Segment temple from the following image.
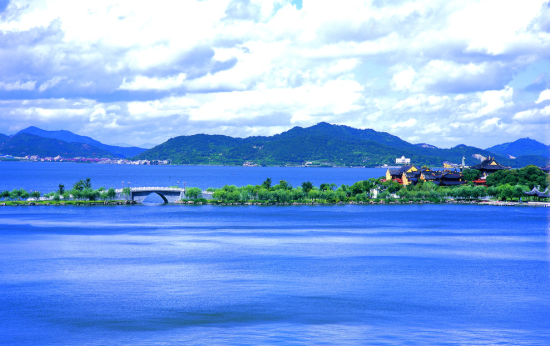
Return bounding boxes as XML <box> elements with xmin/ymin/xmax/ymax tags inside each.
<box><xmin>386</xmin><ymin>166</ymin><xmax>466</xmax><ymax>187</ymax></box>
<box><xmin>469</xmin><ymin>157</ymin><xmax>510</xmax><ymax>178</ymax></box>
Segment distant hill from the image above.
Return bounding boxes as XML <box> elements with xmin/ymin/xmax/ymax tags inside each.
<box><xmin>0</xmin><ymin>133</ymin><xmax>115</xmax><ymax>158</ymax></box>
<box><xmin>17</xmin><ymin>126</ymin><xmax>147</xmax><ymax>158</ymax></box>
<box><xmin>486</xmin><ymin>138</ymin><xmax>550</xmax><ymax>159</ymax></box>
<box><xmin>0</xmin><ymin>133</ymin><xmax>8</xmax><ymax>145</ymax></box>
<box><xmin>134</xmin><ymin>122</ymin><xmax>539</xmax><ymax>168</ymax></box>
<box><xmin>511</xmin><ymin>155</ymin><xmax>550</xmax><ymax>168</ymax></box>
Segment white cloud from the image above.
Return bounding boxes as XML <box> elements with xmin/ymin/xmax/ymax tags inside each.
<box><xmin>535</xmin><ymin>89</ymin><xmax>550</xmax><ymax>104</ymax></box>
<box><xmin>119</xmin><ymin>73</ymin><xmax>187</xmax><ymax>91</ymax></box>
<box><xmin>39</xmin><ymin>77</ymin><xmax>67</xmax><ymax>92</ymax></box>
<box><xmin>0</xmin><ymin>81</ymin><xmax>36</xmax><ymax>91</ymax></box>
<box><xmin>391</xmin><ymin>118</ymin><xmax>417</xmax><ymax>129</ymax></box>
<box><xmin>391</xmin><ymin>66</ymin><xmax>416</xmax><ymax>91</ymax></box>
<box><xmin>513</xmin><ymin>105</ymin><xmax>550</xmax><ymax>122</ymax></box>
<box><xmin>0</xmin><ymin>0</ymin><xmax>549</xmax><ymax>148</ymax></box>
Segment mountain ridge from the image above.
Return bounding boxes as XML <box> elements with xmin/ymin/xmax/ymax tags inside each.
<box><xmin>17</xmin><ymin>126</ymin><xmax>147</xmax><ymax>158</ymax></box>
<box><xmin>485</xmin><ymin>137</ymin><xmax>550</xmax><ymax>159</ymax></box>
<box><xmin>0</xmin><ymin>133</ymin><xmax>116</xmax><ymax>158</ymax></box>
<box><xmin>133</xmin><ymin>122</ymin><xmax>549</xmax><ymax>168</ymax></box>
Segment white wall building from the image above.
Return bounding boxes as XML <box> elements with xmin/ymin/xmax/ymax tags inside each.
<box><xmin>396</xmin><ymin>156</ymin><xmax>411</xmax><ymax>164</ymax></box>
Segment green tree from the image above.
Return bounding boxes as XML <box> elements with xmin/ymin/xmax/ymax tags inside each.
<box><xmin>10</xmin><ymin>188</ymin><xmax>22</xmax><ymax>201</ymax></box>
<box><xmin>58</xmin><ymin>184</ymin><xmax>65</xmax><ymax>195</ymax></box>
<box><xmin>106</xmin><ymin>188</ymin><xmax>116</xmax><ymax>200</ymax></box>
<box><xmin>301</xmin><ymin>181</ymin><xmax>313</xmax><ymax>193</ymax></box>
<box><xmin>121</xmin><ymin>187</ymin><xmax>131</xmax><ymax>200</ymax></box>
<box><xmin>462</xmin><ymin>169</ymin><xmax>482</xmax><ymax>182</ymax></box>
<box><xmin>1</xmin><ymin>190</ymin><xmax>9</xmax><ymax>200</ymax></box>
<box><xmin>31</xmin><ymin>191</ymin><xmax>41</xmax><ymax>199</ymax></box>
<box><xmin>185</xmin><ymin>187</ymin><xmax>202</xmax><ymax>199</ymax></box>
<box><xmin>262</xmin><ymin>178</ymin><xmax>272</xmax><ymax>190</ymax></box>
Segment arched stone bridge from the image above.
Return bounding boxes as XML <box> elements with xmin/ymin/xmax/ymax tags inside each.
<box><xmin>115</xmin><ymin>187</ymin><xmax>185</xmax><ymax>203</ymax></box>
<box><xmin>115</xmin><ymin>187</ymin><xmax>214</xmax><ymax>203</ymax></box>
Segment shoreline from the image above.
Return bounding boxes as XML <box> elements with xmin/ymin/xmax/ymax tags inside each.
<box><xmin>1</xmin><ymin>200</ymin><xmax>548</xmax><ymax>207</ymax></box>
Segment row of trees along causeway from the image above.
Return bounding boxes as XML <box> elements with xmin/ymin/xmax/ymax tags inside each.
<box><xmin>0</xmin><ymin>178</ymin><xmax>129</xmax><ymax>204</ymax></box>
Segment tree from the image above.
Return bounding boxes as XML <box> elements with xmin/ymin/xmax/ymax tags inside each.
<box><xmin>185</xmin><ymin>187</ymin><xmax>202</xmax><ymax>199</ymax></box>
<box><xmin>10</xmin><ymin>188</ymin><xmax>22</xmax><ymax>201</ymax></box>
<box><xmin>278</xmin><ymin>180</ymin><xmax>291</xmax><ymax>190</ymax></box>
<box><xmin>1</xmin><ymin>190</ymin><xmax>9</xmax><ymax>200</ymax></box>
<box><xmin>301</xmin><ymin>181</ymin><xmax>313</xmax><ymax>193</ymax></box>
<box><xmin>106</xmin><ymin>188</ymin><xmax>116</xmax><ymax>200</ymax></box>
<box><xmin>262</xmin><ymin>178</ymin><xmax>272</xmax><ymax>190</ymax></box>
<box><xmin>308</xmin><ymin>189</ymin><xmax>320</xmax><ymax>201</ymax></box>
<box><xmin>31</xmin><ymin>191</ymin><xmax>41</xmax><ymax>199</ymax></box>
<box><xmin>462</xmin><ymin>169</ymin><xmax>482</xmax><ymax>182</ymax></box>
<box><xmin>58</xmin><ymin>184</ymin><xmax>65</xmax><ymax>195</ymax></box>
<box><xmin>73</xmin><ymin>180</ymin><xmax>85</xmax><ymax>191</ymax></box>
<box><xmin>20</xmin><ymin>189</ymin><xmax>29</xmax><ymax>200</ymax></box>
<box><xmin>84</xmin><ymin>178</ymin><xmax>92</xmax><ymax>189</ymax></box>
<box><xmin>121</xmin><ymin>187</ymin><xmax>131</xmax><ymax>200</ymax></box>
<box><xmin>53</xmin><ymin>193</ymin><xmax>61</xmax><ymax>202</ymax></box>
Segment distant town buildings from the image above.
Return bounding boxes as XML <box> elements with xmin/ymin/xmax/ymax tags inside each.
<box><xmin>395</xmin><ymin>156</ymin><xmax>411</xmax><ymax>164</ymax></box>
<box><xmin>0</xmin><ymin>154</ymin><xmax>169</xmax><ymax>165</ymax></box>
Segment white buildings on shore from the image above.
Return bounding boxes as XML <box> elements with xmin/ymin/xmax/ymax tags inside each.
<box><xmin>395</xmin><ymin>156</ymin><xmax>411</xmax><ymax>164</ymax></box>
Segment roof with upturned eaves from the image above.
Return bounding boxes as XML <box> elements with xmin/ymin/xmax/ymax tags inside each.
<box><xmin>470</xmin><ymin>157</ymin><xmax>510</xmax><ymax>171</ymax></box>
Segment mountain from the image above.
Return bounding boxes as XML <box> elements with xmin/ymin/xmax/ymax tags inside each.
<box><xmin>17</xmin><ymin>126</ymin><xmax>147</xmax><ymax>158</ymax></box>
<box><xmin>0</xmin><ymin>133</ymin><xmax>115</xmax><ymax>158</ymax></box>
<box><xmin>0</xmin><ymin>133</ymin><xmax>8</xmax><ymax>145</ymax></box>
<box><xmin>134</xmin><ymin>122</ymin><xmax>542</xmax><ymax>168</ymax></box>
<box><xmin>486</xmin><ymin>138</ymin><xmax>550</xmax><ymax>159</ymax></box>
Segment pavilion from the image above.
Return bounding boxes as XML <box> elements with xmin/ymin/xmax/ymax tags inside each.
<box><xmin>524</xmin><ymin>187</ymin><xmax>550</xmax><ymax>200</ymax></box>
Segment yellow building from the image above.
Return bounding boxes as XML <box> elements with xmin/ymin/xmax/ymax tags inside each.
<box><xmin>386</xmin><ymin>165</ymin><xmax>418</xmax><ymax>182</ymax></box>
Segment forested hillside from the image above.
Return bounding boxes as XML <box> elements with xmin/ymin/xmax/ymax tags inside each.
<box><xmin>0</xmin><ymin>133</ymin><xmax>115</xmax><ymax>158</ymax></box>
<box><xmin>134</xmin><ymin>122</ymin><xmax>547</xmax><ymax>167</ymax></box>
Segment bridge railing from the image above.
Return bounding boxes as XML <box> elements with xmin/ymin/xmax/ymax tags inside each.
<box><xmin>115</xmin><ymin>187</ymin><xmax>185</xmax><ymax>193</ymax></box>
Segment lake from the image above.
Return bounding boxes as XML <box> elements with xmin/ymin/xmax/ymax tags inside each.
<box><xmin>0</xmin><ymin>162</ymin><xmax>549</xmax><ymax>345</ymax></box>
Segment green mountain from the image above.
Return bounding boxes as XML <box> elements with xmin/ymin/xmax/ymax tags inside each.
<box><xmin>0</xmin><ymin>133</ymin><xmax>115</xmax><ymax>158</ymax></box>
<box><xmin>17</xmin><ymin>126</ymin><xmax>147</xmax><ymax>158</ymax></box>
<box><xmin>486</xmin><ymin>138</ymin><xmax>550</xmax><ymax>159</ymax></box>
<box><xmin>134</xmin><ymin>122</ymin><xmax>544</xmax><ymax>168</ymax></box>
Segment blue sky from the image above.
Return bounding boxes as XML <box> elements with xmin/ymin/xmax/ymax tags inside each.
<box><xmin>0</xmin><ymin>0</ymin><xmax>549</xmax><ymax>148</ymax></box>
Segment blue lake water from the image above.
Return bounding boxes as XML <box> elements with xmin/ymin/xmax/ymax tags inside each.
<box><xmin>1</xmin><ymin>162</ymin><xmax>549</xmax><ymax>345</ymax></box>
<box><xmin>0</xmin><ymin>161</ymin><xmax>387</xmax><ymax>193</ymax></box>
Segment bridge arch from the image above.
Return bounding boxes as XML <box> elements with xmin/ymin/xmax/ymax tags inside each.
<box><xmin>128</xmin><ymin>188</ymin><xmax>185</xmax><ymax>204</ymax></box>
<box><xmin>142</xmin><ymin>192</ymin><xmax>169</xmax><ymax>204</ymax></box>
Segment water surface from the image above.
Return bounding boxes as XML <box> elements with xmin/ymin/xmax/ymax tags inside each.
<box><xmin>1</xmin><ymin>203</ymin><xmax>549</xmax><ymax>345</ymax></box>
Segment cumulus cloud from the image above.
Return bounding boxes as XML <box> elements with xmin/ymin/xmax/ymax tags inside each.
<box><xmin>0</xmin><ymin>0</ymin><xmax>548</xmax><ymax>148</ymax></box>
<box><xmin>119</xmin><ymin>74</ymin><xmax>187</xmax><ymax>91</ymax></box>
<box><xmin>0</xmin><ymin>80</ymin><xmax>36</xmax><ymax>91</ymax></box>
<box><xmin>391</xmin><ymin>118</ymin><xmax>417</xmax><ymax>129</ymax></box>
<box><xmin>535</xmin><ymin>89</ymin><xmax>550</xmax><ymax>103</ymax></box>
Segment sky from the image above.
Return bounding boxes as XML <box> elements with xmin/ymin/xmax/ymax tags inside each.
<box><xmin>0</xmin><ymin>0</ymin><xmax>549</xmax><ymax>149</ymax></box>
